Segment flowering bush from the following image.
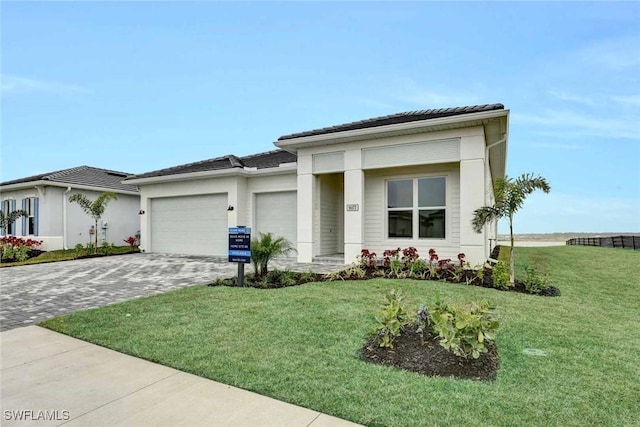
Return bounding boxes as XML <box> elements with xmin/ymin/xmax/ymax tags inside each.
<box><xmin>0</xmin><ymin>236</ymin><xmax>43</xmax><ymax>262</ymax></box>
<box><xmin>123</xmin><ymin>236</ymin><xmax>138</xmax><ymax>252</ymax></box>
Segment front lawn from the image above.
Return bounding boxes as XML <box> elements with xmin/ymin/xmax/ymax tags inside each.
<box><xmin>41</xmin><ymin>246</ymin><xmax>640</xmax><ymax>426</ymax></box>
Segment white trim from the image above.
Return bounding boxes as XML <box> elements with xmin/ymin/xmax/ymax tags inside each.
<box><xmin>125</xmin><ymin>164</ymin><xmax>298</xmax><ymax>185</ymax></box>
<box><xmin>275</xmin><ymin>109</ymin><xmax>509</xmax><ymax>151</ymax></box>
<box><xmin>0</xmin><ymin>181</ymin><xmax>139</xmax><ymax>196</ymax></box>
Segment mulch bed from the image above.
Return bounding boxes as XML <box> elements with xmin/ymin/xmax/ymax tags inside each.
<box><xmin>361</xmin><ymin>326</ymin><xmax>499</xmax><ymax>381</ymax></box>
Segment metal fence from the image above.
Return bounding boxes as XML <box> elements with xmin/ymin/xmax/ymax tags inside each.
<box><xmin>566</xmin><ymin>236</ymin><xmax>639</xmax><ymax>250</ymax></box>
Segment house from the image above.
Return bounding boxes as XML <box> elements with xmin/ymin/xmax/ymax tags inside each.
<box><xmin>125</xmin><ymin>103</ymin><xmax>508</xmax><ymax>265</ymax></box>
<box><xmin>0</xmin><ymin>166</ymin><xmax>140</xmax><ymax>250</ymax></box>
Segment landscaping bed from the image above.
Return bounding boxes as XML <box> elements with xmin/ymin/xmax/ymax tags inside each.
<box><xmin>210</xmin><ymin>245</ymin><xmax>560</xmax><ymax>296</ymax></box>
<box><xmin>361</xmin><ymin>326</ymin><xmax>499</xmax><ymax>381</ymax></box>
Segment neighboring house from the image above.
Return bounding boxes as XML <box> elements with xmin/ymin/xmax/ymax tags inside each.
<box><xmin>0</xmin><ymin>166</ymin><xmax>140</xmax><ymax>250</ymax></box>
<box><xmin>125</xmin><ymin>103</ymin><xmax>508</xmax><ymax>265</ymax></box>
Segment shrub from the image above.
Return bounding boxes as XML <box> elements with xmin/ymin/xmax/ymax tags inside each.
<box><xmin>359</xmin><ymin>249</ymin><xmax>377</xmax><ymax>269</ymax></box>
<box><xmin>0</xmin><ymin>236</ymin><xmax>43</xmax><ymax>263</ymax></box>
<box><xmin>251</xmin><ymin>232</ymin><xmax>296</xmax><ymax>279</ymax></box>
<box><xmin>430</xmin><ymin>299</ymin><xmax>499</xmax><ymax>359</ymax></box>
<box><xmin>492</xmin><ymin>260</ymin><xmax>511</xmax><ymax>289</ymax></box>
<box><xmin>124</xmin><ymin>236</ymin><xmax>138</xmax><ymax>252</ymax></box>
<box><xmin>344</xmin><ymin>263</ymin><xmax>367</xmax><ymax>279</ymax></box>
<box><xmin>522</xmin><ymin>264</ymin><xmax>551</xmax><ymax>295</ymax></box>
<box><xmin>375</xmin><ymin>289</ymin><xmax>409</xmax><ymax>348</ymax></box>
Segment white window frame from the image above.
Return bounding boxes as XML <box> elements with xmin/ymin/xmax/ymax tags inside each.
<box><xmin>25</xmin><ymin>197</ymin><xmax>37</xmax><ymax>236</ymax></box>
<box><xmin>385</xmin><ymin>175</ymin><xmax>447</xmax><ymax>240</ymax></box>
<box><xmin>1</xmin><ymin>199</ymin><xmax>13</xmax><ymax>235</ymax></box>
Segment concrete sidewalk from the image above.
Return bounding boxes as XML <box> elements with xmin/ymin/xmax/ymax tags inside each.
<box><xmin>1</xmin><ymin>326</ymin><xmax>361</xmax><ymax>427</ymax></box>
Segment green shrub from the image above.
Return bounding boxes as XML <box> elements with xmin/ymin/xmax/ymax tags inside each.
<box><xmin>523</xmin><ymin>264</ymin><xmax>550</xmax><ymax>295</ymax></box>
<box><xmin>344</xmin><ymin>263</ymin><xmax>367</xmax><ymax>279</ymax></box>
<box><xmin>375</xmin><ymin>289</ymin><xmax>408</xmax><ymax>348</ymax></box>
<box><xmin>251</xmin><ymin>232</ymin><xmax>296</xmax><ymax>279</ymax></box>
<box><xmin>492</xmin><ymin>260</ymin><xmax>510</xmax><ymax>289</ymax></box>
<box><xmin>430</xmin><ymin>298</ymin><xmax>499</xmax><ymax>359</ymax></box>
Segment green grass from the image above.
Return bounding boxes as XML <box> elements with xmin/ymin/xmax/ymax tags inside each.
<box><xmin>0</xmin><ymin>246</ymin><xmax>136</xmax><ymax>267</ymax></box>
<box><xmin>41</xmin><ymin>246</ymin><xmax>640</xmax><ymax>426</ymax></box>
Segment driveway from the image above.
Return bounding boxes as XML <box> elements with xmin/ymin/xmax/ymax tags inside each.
<box><xmin>0</xmin><ymin>253</ymin><xmax>344</xmax><ymax>331</ymax></box>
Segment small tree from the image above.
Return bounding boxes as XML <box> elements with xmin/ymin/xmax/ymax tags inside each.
<box><xmin>0</xmin><ymin>209</ymin><xmax>27</xmax><ymax>234</ymax></box>
<box><xmin>472</xmin><ymin>173</ymin><xmax>550</xmax><ymax>285</ymax></box>
<box><xmin>68</xmin><ymin>192</ymin><xmax>118</xmax><ymax>253</ymax></box>
<box><xmin>251</xmin><ymin>232</ymin><xmax>296</xmax><ymax>279</ymax></box>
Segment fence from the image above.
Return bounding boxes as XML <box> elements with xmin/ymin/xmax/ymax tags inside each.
<box><xmin>566</xmin><ymin>236</ymin><xmax>639</xmax><ymax>250</ymax></box>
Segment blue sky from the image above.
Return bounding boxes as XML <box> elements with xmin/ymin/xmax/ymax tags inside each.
<box><xmin>2</xmin><ymin>2</ymin><xmax>639</xmax><ymax>233</ymax></box>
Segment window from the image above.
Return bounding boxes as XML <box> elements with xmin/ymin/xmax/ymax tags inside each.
<box><xmin>1</xmin><ymin>200</ymin><xmax>16</xmax><ymax>235</ymax></box>
<box><xmin>23</xmin><ymin>197</ymin><xmax>38</xmax><ymax>236</ymax></box>
<box><xmin>387</xmin><ymin>177</ymin><xmax>446</xmax><ymax>239</ymax></box>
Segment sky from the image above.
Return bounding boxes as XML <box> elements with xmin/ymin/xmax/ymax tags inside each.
<box><xmin>1</xmin><ymin>2</ymin><xmax>639</xmax><ymax>233</ymax></box>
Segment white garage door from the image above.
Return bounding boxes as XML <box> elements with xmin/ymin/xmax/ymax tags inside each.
<box><xmin>150</xmin><ymin>194</ymin><xmax>227</xmax><ymax>255</ymax></box>
<box><xmin>255</xmin><ymin>191</ymin><xmax>297</xmax><ymax>248</ymax></box>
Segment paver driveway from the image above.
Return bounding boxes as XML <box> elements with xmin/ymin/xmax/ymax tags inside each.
<box><xmin>0</xmin><ymin>253</ymin><xmax>344</xmax><ymax>331</ymax></box>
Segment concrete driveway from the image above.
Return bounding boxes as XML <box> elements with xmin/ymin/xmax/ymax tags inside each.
<box><xmin>0</xmin><ymin>253</ymin><xmax>344</xmax><ymax>331</ymax></box>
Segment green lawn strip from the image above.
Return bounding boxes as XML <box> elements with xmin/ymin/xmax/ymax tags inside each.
<box><xmin>1</xmin><ymin>246</ymin><xmax>135</xmax><ymax>267</ymax></box>
<box><xmin>41</xmin><ymin>246</ymin><xmax>640</xmax><ymax>426</ymax></box>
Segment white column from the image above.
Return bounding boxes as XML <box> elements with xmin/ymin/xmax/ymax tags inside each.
<box><xmin>297</xmin><ymin>173</ymin><xmax>315</xmax><ymax>262</ymax></box>
<box><xmin>343</xmin><ymin>149</ymin><xmax>364</xmax><ymax>263</ymax></box>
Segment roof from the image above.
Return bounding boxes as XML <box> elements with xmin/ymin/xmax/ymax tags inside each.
<box><xmin>0</xmin><ymin>166</ymin><xmax>139</xmax><ymax>193</ymax></box>
<box><xmin>126</xmin><ymin>149</ymin><xmax>297</xmax><ymax>180</ymax></box>
<box><xmin>277</xmin><ymin>103</ymin><xmax>505</xmax><ymax>141</ymax></box>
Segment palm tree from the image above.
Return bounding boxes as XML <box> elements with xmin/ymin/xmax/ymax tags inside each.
<box><xmin>0</xmin><ymin>209</ymin><xmax>28</xmax><ymax>234</ymax></box>
<box><xmin>251</xmin><ymin>232</ymin><xmax>296</xmax><ymax>279</ymax></box>
<box><xmin>472</xmin><ymin>173</ymin><xmax>550</xmax><ymax>285</ymax></box>
<box><xmin>68</xmin><ymin>192</ymin><xmax>118</xmax><ymax>253</ymax></box>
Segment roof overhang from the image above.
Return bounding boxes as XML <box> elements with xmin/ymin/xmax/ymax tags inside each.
<box><xmin>275</xmin><ymin>108</ymin><xmax>509</xmax><ymax>184</ymax></box>
<box><xmin>124</xmin><ymin>163</ymin><xmax>297</xmax><ymax>186</ymax></box>
<box><xmin>0</xmin><ymin>180</ymin><xmax>140</xmax><ymax>196</ymax></box>
<box><xmin>274</xmin><ymin>109</ymin><xmax>509</xmax><ymax>153</ymax></box>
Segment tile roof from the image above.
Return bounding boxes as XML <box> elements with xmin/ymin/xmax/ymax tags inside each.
<box><xmin>126</xmin><ymin>150</ymin><xmax>297</xmax><ymax>180</ymax></box>
<box><xmin>277</xmin><ymin>103</ymin><xmax>505</xmax><ymax>141</ymax></box>
<box><xmin>0</xmin><ymin>166</ymin><xmax>139</xmax><ymax>193</ymax></box>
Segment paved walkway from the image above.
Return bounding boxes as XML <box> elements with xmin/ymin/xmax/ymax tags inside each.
<box><xmin>1</xmin><ymin>326</ymin><xmax>361</xmax><ymax>427</ymax></box>
<box><xmin>0</xmin><ymin>253</ymin><xmax>345</xmax><ymax>331</ymax></box>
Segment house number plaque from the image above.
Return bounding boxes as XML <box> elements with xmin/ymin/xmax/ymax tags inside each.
<box><xmin>346</xmin><ymin>204</ymin><xmax>359</xmax><ymax>212</ymax></box>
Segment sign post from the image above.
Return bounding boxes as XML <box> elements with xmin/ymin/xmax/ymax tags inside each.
<box><xmin>228</xmin><ymin>227</ymin><xmax>251</xmax><ymax>287</ymax></box>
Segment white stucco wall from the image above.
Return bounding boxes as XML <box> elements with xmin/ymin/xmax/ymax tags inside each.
<box><xmin>138</xmin><ymin>172</ymin><xmax>297</xmax><ymax>253</ymax></box>
<box><xmin>0</xmin><ymin>186</ymin><xmax>139</xmax><ymax>251</ymax></box>
<box><xmin>294</xmin><ymin>125</ymin><xmax>493</xmax><ymax>265</ymax></box>
<box><xmin>363</xmin><ymin>163</ymin><xmax>461</xmax><ymax>262</ymax></box>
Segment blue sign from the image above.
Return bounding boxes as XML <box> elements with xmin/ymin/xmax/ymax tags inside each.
<box><xmin>228</xmin><ymin>227</ymin><xmax>251</xmax><ymax>263</ymax></box>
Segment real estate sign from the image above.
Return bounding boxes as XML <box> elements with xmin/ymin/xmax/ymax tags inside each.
<box><xmin>228</xmin><ymin>227</ymin><xmax>251</xmax><ymax>263</ymax></box>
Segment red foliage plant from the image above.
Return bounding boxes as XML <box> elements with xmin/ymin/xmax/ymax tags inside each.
<box><xmin>0</xmin><ymin>236</ymin><xmax>43</xmax><ymax>248</ymax></box>
<box><xmin>360</xmin><ymin>249</ymin><xmax>378</xmax><ymax>269</ymax></box>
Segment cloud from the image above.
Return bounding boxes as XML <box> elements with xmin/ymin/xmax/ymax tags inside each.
<box><xmin>611</xmin><ymin>94</ymin><xmax>640</xmax><ymax>107</ymax></box>
<box><xmin>575</xmin><ymin>36</ymin><xmax>640</xmax><ymax>71</ymax></box>
<box><xmin>529</xmin><ymin>142</ymin><xmax>585</xmax><ymax>151</ymax></box>
<box><xmin>390</xmin><ymin>78</ymin><xmax>483</xmax><ymax>108</ymax></box>
<box><xmin>548</xmin><ymin>90</ymin><xmax>596</xmax><ymax>107</ymax></box>
<box><xmin>1</xmin><ymin>75</ymin><xmax>88</xmax><ymax>95</ymax></box>
<box><xmin>500</xmin><ymin>193</ymin><xmax>640</xmax><ymax>233</ymax></box>
<box><xmin>512</xmin><ymin>109</ymin><xmax>640</xmax><ymax>140</ymax></box>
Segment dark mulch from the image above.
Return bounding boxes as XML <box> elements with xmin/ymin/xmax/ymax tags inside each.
<box><xmin>361</xmin><ymin>325</ymin><xmax>499</xmax><ymax>381</ymax></box>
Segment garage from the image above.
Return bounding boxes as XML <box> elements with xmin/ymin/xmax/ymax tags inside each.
<box><xmin>150</xmin><ymin>194</ymin><xmax>227</xmax><ymax>255</ymax></box>
<box><xmin>255</xmin><ymin>191</ymin><xmax>297</xmax><ymax>248</ymax></box>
